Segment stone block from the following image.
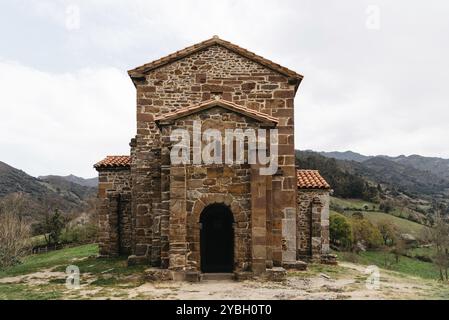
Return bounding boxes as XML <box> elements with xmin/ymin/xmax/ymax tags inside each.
<box><xmin>171</xmin><ymin>271</ymin><xmax>186</xmax><ymax>281</ymax></box>
<box><xmin>127</xmin><ymin>255</ymin><xmax>150</xmax><ymax>266</ymax></box>
<box><xmin>144</xmin><ymin>268</ymin><xmax>172</xmax><ymax>281</ymax></box>
<box><xmin>282</xmin><ymin>260</ymin><xmax>307</xmax><ymax>271</ymax></box>
<box><xmin>234</xmin><ymin>271</ymin><xmax>253</xmax><ymax>281</ymax></box>
<box><xmin>266</xmin><ymin>267</ymin><xmax>286</xmax><ymax>282</ymax></box>
<box><xmin>185</xmin><ymin>271</ymin><xmax>201</xmax><ymax>282</ymax></box>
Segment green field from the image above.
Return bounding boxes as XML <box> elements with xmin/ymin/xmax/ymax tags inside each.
<box><xmin>331</xmin><ymin>197</ymin><xmax>428</xmax><ymax>238</ymax></box>
<box><xmin>347</xmin><ymin>211</ymin><xmax>427</xmax><ymax>238</ymax></box>
<box><xmin>331</xmin><ymin>197</ymin><xmax>379</xmax><ymax>211</ymax></box>
<box><xmin>338</xmin><ymin>249</ymin><xmax>440</xmax><ymax>280</ymax></box>
<box><xmin>0</xmin><ymin>244</ymin><xmax>152</xmax><ymax>299</ymax></box>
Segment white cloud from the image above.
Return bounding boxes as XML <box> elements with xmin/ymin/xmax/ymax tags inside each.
<box><xmin>0</xmin><ymin>59</ymin><xmax>135</xmax><ymax>178</ymax></box>
<box><xmin>1</xmin><ymin>0</ymin><xmax>449</xmax><ymax>178</ymax></box>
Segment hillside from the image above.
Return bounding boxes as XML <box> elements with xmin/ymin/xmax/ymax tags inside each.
<box><xmin>39</xmin><ymin>175</ymin><xmax>98</xmax><ymax>188</ymax></box>
<box><xmin>319</xmin><ymin>151</ymin><xmax>449</xmax><ymax>193</ymax></box>
<box><xmin>307</xmin><ymin>150</ymin><xmax>449</xmax><ymax>198</ymax></box>
<box><xmin>318</xmin><ymin>150</ymin><xmax>371</xmax><ymax>162</ymax></box>
<box><xmin>354</xmin><ymin>157</ymin><xmax>449</xmax><ymax>196</ymax></box>
<box><xmin>0</xmin><ymin>161</ymin><xmax>49</xmax><ymax>198</ymax></box>
<box><xmin>330</xmin><ymin>197</ymin><xmax>428</xmax><ymax>238</ymax></box>
<box><xmin>0</xmin><ymin>161</ymin><xmax>97</xmax><ymax>220</ymax></box>
<box><xmin>297</xmin><ymin>150</ymin><xmax>449</xmax><ymax>225</ymax></box>
<box><xmin>387</xmin><ymin>155</ymin><xmax>449</xmax><ymax>181</ymax></box>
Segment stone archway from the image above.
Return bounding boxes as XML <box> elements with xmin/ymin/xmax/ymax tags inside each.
<box><xmin>187</xmin><ymin>194</ymin><xmax>246</xmax><ymax>273</ymax></box>
<box><xmin>200</xmin><ymin>204</ymin><xmax>234</xmax><ymax>273</ymax></box>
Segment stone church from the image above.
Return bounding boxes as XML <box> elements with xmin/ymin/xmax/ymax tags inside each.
<box><xmin>94</xmin><ymin>36</ymin><xmax>331</xmax><ymax>281</ymax></box>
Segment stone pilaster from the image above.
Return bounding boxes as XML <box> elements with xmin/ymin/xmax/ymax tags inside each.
<box><xmin>251</xmin><ymin>165</ymin><xmax>267</xmax><ymax>275</ymax></box>
<box><xmin>168</xmin><ymin>165</ymin><xmax>188</xmax><ymax>277</ymax></box>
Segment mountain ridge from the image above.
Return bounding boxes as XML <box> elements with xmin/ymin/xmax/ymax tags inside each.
<box><xmin>0</xmin><ymin>160</ymin><xmax>97</xmax><ymax>221</ymax></box>
<box><xmin>318</xmin><ymin>150</ymin><xmax>449</xmax><ymax>181</ymax></box>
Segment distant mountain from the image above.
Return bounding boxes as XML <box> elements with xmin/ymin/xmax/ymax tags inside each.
<box><xmin>39</xmin><ymin>174</ymin><xmax>98</xmax><ymax>188</ymax></box>
<box><xmin>314</xmin><ymin>151</ymin><xmax>449</xmax><ymax>197</ymax></box>
<box><xmin>383</xmin><ymin>155</ymin><xmax>449</xmax><ymax>181</ymax></box>
<box><xmin>0</xmin><ymin>161</ymin><xmax>49</xmax><ymax>198</ymax></box>
<box><xmin>318</xmin><ymin>151</ymin><xmax>371</xmax><ymax>162</ymax></box>
<box><xmin>0</xmin><ymin>161</ymin><xmax>97</xmax><ymax>220</ymax></box>
<box><xmin>356</xmin><ymin>157</ymin><xmax>449</xmax><ymax>196</ymax></box>
<box><xmin>320</xmin><ymin>151</ymin><xmax>449</xmax><ymax>182</ymax></box>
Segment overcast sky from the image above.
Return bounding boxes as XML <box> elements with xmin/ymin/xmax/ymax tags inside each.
<box><xmin>1</xmin><ymin>0</ymin><xmax>448</xmax><ymax>178</ymax></box>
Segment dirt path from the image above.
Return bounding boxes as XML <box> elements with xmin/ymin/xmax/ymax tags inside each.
<box><xmin>1</xmin><ymin>262</ymin><xmax>448</xmax><ymax>300</ymax></box>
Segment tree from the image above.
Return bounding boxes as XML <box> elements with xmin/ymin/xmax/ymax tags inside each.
<box><xmin>0</xmin><ymin>192</ymin><xmax>33</xmax><ymax>220</ymax></box>
<box><xmin>0</xmin><ymin>195</ymin><xmax>31</xmax><ymax>268</ymax></box>
<box><xmin>352</xmin><ymin>218</ymin><xmax>383</xmax><ymax>250</ymax></box>
<box><xmin>34</xmin><ymin>209</ymin><xmax>67</xmax><ymax>246</ymax></box>
<box><xmin>423</xmin><ymin>212</ymin><xmax>449</xmax><ymax>281</ymax></box>
<box><xmin>379</xmin><ymin>200</ymin><xmax>394</xmax><ymax>213</ymax></box>
<box><xmin>391</xmin><ymin>238</ymin><xmax>406</xmax><ymax>263</ymax></box>
<box><xmin>329</xmin><ymin>213</ymin><xmax>353</xmax><ymax>250</ymax></box>
<box><xmin>377</xmin><ymin>220</ymin><xmax>397</xmax><ymax>246</ymax></box>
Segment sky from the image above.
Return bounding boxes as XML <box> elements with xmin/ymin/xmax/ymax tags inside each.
<box><xmin>1</xmin><ymin>0</ymin><xmax>448</xmax><ymax>178</ymax></box>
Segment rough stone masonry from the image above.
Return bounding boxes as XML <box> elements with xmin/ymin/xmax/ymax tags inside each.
<box><xmin>94</xmin><ymin>36</ymin><xmax>333</xmax><ymax>281</ymax></box>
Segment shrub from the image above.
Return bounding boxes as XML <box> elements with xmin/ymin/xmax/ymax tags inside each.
<box><xmin>377</xmin><ymin>220</ymin><xmax>398</xmax><ymax>246</ymax></box>
<box><xmin>330</xmin><ymin>213</ymin><xmax>353</xmax><ymax>249</ymax></box>
<box><xmin>61</xmin><ymin>223</ymin><xmax>98</xmax><ymax>244</ymax></box>
<box><xmin>0</xmin><ymin>212</ymin><xmax>30</xmax><ymax>268</ymax></box>
<box><xmin>33</xmin><ymin>209</ymin><xmax>67</xmax><ymax>245</ymax></box>
<box><xmin>352</xmin><ymin>211</ymin><xmax>364</xmax><ymax>219</ymax></box>
<box><xmin>352</xmin><ymin>218</ymin><xmax>383</xmax><ymax>249</ymax></box>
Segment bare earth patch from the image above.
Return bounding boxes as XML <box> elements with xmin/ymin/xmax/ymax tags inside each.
<box><xmin>0</xmin><ymin>268</ymin><xmax>66</xmax><ymax>286</ymax></box>
<box><xmin>2</xmin><ymin>262</ymin><xmax>449</xmax><ymax>300</ymax></box>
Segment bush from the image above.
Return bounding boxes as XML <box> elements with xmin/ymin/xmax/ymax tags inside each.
<box><xmin>352</xmin><ymin>211</ymin><xmax>364</xmax><ymax>219</ymax></box>
<box><xmin>33</xmin><ymin>209</ymin><xmax>67</xmax><ymax>245</ymax></box>
<box><xmin>352</xmin><ymin>218</ymin><xmax>383</xmax><ymax>249</ymax></box>
<box><xmin>330</xmin><ymin>213</ymin><xmax>353</xmax><ymax>249</ymax></box>
<box><xmin>60</xmin><ymin>223</ymin><xmax>98</xmax><ymax>244</ymax></box>
<box><xmin>377</xmin><ymin>220</ymin><xmax>398</xmax><ymax>246</ymax></box>
<box><xmin>0</xmin><ymin>212</ymin><xmax>30</xmax><ymax>268</ymax></box>
<box><xmin>380</xmin><ymin>200</ymin><xmax>394</xmax><ymax>213</ymax></box>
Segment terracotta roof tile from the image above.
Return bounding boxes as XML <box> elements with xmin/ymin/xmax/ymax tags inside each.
<box><xmin>94</xmin><ymin>156</ymin><xmax>131</xmax><ymax>169</ymax></box>
<box><xmin>128</xmin><ymin>36</ymin><xmax>303</xmax><ymax>83</ymax></box>
<box><xmin>297</xmin><ymin>170</ymin><xmax>330</xmax><ymax>190</ymax></box>
<box><xmin>155</xmin><ymin>98</ymin><xmax>278</xmax><ymax>126</ymax></box>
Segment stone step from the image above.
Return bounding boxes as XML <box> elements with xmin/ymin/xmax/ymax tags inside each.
<box><xmin>201</xmin><ymin>273</ymin><xmax>235</xmax><ymax>281</ymax></box>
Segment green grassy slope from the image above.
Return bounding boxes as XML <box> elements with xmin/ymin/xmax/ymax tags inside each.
<box><xmin>338</xmin><ymin>250</ymin><xmax>440</xmax><ymax>280</ymax></box>
<box><xmin>331</xmin><ymin>197</ymin><xmax>428</xmax><ymax>238</ymax></box>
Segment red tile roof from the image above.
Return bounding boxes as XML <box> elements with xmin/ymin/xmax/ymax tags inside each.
<box><xmin>128</xmin><ymin>36</ymin><xmax>303</xmax><ymax>83</ymax></box>
<box><xmin>297</xmin><ymin>170</ymin><xmax>330</xmax><ymax>190</ymax></box>
<box><xmin>94</xmin><ymin>156</ymin><xmax>131</xmax><ymax>169</ymax></box>
<box><xmin>155</xmin><ymin>98</ymin><xmax>278</xmax><ymax>126</ymax></box>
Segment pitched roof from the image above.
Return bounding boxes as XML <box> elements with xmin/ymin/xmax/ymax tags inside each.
<box><xmin>128</xmin><ymin>36</ymin><xmax>303</xmax><ymax>83</ymax></box>
<box><xmin>297</xmin><ymin>170</ymin><xmax>331</xmax><ymax>190</ymax></box>
<box><xmin>94</xmin><ymin>156</ymin><xmax>131</xmax><ymax>169</ymax></box>
<box><xmin>154</xmin><ymin>98</ymin><xmax>278</xmax><ymax>127</ymax></box>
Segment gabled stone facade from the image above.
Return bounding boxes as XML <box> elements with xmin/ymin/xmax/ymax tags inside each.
<box><xmin>94</xmin><ymin>36</ymin><xmax>331</xmax><ymax>281</ymax></box>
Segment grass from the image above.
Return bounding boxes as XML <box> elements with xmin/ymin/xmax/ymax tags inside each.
<box><xmin>1</xmin><ymin>243</ymin><xmax>449</xmax><ymax>300</ymax></box>
<box><xmin>331</xmin><ymin>197</ymin><xmax>379</xmax><ymax>211</ymax></box>
<box><xmin>0</xmin><ymin>283</ymin><xmax>64</xmax><ymax>300</ymax></box>
<box><xmin>338</xmin><ymin>249</ymin><xmax>440</xmax><ymax>280</ymax></box>
<box><xmin>331</xmin><ymin>197</ymin><xmax>429</xmax><ymax>238</ymax></box>
<box><xmin>0</xmin><ymin>244</ymin><xmax>98</xmax><ymax>278</ymax></box>
<box><xmin>352</xmin><ymin>211</ymin><xmax>427</xmax><ymax>238</ymax></box>
<box><xmin>0</xmin><ymin>244</ymin><xmax>149</xmax><ymax>299</ymax></box>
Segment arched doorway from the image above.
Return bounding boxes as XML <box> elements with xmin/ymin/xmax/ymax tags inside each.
<box><xmin>200</xmin><ymin>204</ymin><xmax>234</xmax><ymax>273</ymax></box>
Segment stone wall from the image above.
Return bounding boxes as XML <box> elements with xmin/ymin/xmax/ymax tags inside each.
<box><xmin>131</xmin><ymin>44</ymin><xmax>297</xmax><ymax>269</ymax></box>
<box><xmin>296</xmin><ymin>189</ymin><xmax>330</xmax><ymax>261</ymax></box>
<box><xmin>97</xmin><ymin>168</ymin><xmax>132</xmax><ymax>256</ymax></box>
<box><xmin>158</xmin><ymin>107</ymin><xmax>274</xmax><ymax>274</ymax></box>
